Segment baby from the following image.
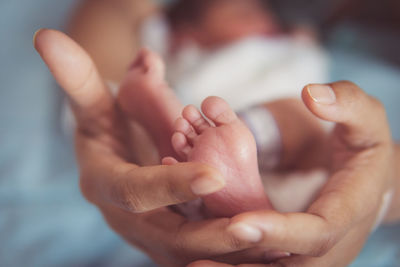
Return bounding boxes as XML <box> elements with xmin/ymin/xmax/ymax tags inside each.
<box><xmin>119</xmin><ymin>49</ymin><xmax>272</xmax><ymax>218</ymax></box>
<box><xmin>67</xmin><ymin>0</ymin><xmax>329</xmax><ymax>217</ymax></box>
<box><xmin>133</xmin><ymin>0</ymin><xmax>329</xmax><ymax>215</ymax></box>
<box><xmin>165</xmin><ymin>0</ymin><xmax>281</xmax><ymax>50</ymax></box>
<box><xmin>117</xmin><ymin>0</ymin><xmax>329</xmax><ymax>217</ymax></box>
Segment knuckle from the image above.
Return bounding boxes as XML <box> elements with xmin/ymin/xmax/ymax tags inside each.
<box><xmin>338</xmin><ymin>80</ymin><xmax>358</xmax><ymax>88</ymax></box>
<box><xmin>121</xmin><ymin>195</ymin><xmax>146</xmax><ymax>213</ymax></box>
<box><xmin>170</xmin><ymin>227</ymin><xmax>191</xmax><ymax>259</ymax></box>
<box><xmin>77</xmin><ymin>114</ymin><xmax>113</xmax><ymax>137</ymax></box>
<box><xmin>113</xmin><ymin>179</ymin><xmax>147</xmax><ymax>213</ymax></box>
<box><xmin>346</xmin><ymin>80</ymin><xmax>359</xmax><ymax>88</ymax></box>
<box><xmin>172</xmin><ymin>235</ymin><xmax>187</xmax><ymax>255</ymax></box>
<box><xmin>336</xmin><ymin>80</ymin><xmax>362</xmax><ymax>99</ymax></box>
<box><xmin>347</xmin><ymin>85</ymin><xmax>362</xmax><ymax>98</ymax></box>
<box><xmin>309</xmin><ymin>231</ymin><xmax>335</xmax><ymax>257</ymax></box>
<box><xmin>310</xmin><ymin>245</ymin><xmax>328</xmax><ymax>257</ymax></box>
<box><xmin>224</xmin><ymin>233</ymin><xmax>246</xmax><ymax>250</ymax></box>
<box><xmin>336</xmin><ymin>80</ymin><xmax>361</xmax><ymax>95</ymax></box>
<box><xmin>165</xmin><ymin>177</ymin><xmax>188</xmax><ymax>203</ymax></box>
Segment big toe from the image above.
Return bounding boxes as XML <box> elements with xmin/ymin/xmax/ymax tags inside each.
<box><xmin>129</xmin><ymin>48</ymin><xmax>165</xmax><ymax>82</ymax></box>
<box><xmin>201</xmin><ymin>96</ymin><xmax>237</xmax><ymax>125</ymax></box>
<box><xmin>119</xmin><ymin>49</ymin><xmax>167</xmax><ymax>115</ymax></box>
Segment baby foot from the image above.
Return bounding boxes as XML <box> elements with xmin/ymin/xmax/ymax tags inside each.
<box><xmin>119</xmin><ymin>50</ymin><xmax>270</xmax><ymax>218</ymax></box>
<box><xmin>118</xmin><ymin>49</ymin><xmax>183</xmax><ymax>159</ymax></box>
<box><xmin>171</xmin><ymin>96</ymin><xmax>272</xmax><ymax>217</ymax></box>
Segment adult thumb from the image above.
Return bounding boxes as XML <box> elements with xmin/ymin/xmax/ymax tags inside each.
<box><xmin>301</xmin><ymin>81</ymin><xmax>391</xmax><ymax>148</ymax></box>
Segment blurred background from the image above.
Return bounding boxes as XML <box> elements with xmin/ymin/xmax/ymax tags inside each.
<box><xmin>1</xmin><ymin>0</ymin><xmax>399</xmax><ymax>266</ymax></box>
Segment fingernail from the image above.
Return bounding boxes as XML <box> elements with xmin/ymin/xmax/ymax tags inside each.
<box><xmin>307</xmin><ymin>84</ymin><xmax>336</xmax><ymax>104</ymax></box>
<box><xmin>33</xmin><ymin>28</ymin><xmax>43</xmax><ymax>46</ymax></box>
<box><xmin>228</xmin><ymin>223</ymin><xmax>263</xmax><ymax>243</ymax></box>
<box><xmin>190</xmin><ymin>176</ymin><xmax>224</xmax><ymax>196</ymax></box>
<box><xmin>264</xmin><ymin>251</ymin><xmax>291</xmax><ymax>262</ymax></box>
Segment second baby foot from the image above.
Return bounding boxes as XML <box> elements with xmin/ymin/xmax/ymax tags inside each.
<box><xmin>118</xmin><ymin>49</ymin><xmax>182</xmax><ymax>159</ymax></box>
<box><xmin>172</xmin><ymin>96</ymin><xmax>272</xmax><ymax>217</ymax></box>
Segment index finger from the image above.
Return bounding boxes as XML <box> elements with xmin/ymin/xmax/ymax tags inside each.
<box><xmin>78</xmin><ymin>134</ymin><xmax>226</xmax><ymax>212</ymax></box>
<box><xmin>34</xmin><ymin>29</ymin><xmax>114</xmax><ymax>129</ymax></box>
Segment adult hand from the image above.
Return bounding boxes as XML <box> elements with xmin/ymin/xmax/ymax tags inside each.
<box><xmin>188</xmin><ymin>81</ymin><xmax>396</xmax><ymax>267</ymax></box>
<box><xmin>34</xmin><ymin>29</ymin><xmax>279</xmax><ymax>266</ymax></box>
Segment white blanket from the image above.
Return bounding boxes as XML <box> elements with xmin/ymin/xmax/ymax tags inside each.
<box><xmin>141</xmin><ymin>15</ymin><xmax>330</xmax><ymax>110</ymax></box>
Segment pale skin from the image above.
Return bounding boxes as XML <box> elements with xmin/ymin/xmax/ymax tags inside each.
<box><xmin>34</xmin><ymin>28</ymin><xmax>400</xmax><ymax>266</ymax></box>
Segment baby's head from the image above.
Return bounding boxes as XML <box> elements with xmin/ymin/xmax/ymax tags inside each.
<box><xmin>166</xmin><ymin>0</ymin><xmax>280</xmax><ymax>49</ymax></box>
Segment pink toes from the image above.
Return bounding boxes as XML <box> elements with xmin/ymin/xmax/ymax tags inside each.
<box><xmin>171</xmin><ymin>132</ymin><xmax>192</xmax><ymax>159</ymax></box>
<box><xmin>171</xmin><ymin>97</ymin><xmax>238</xmax><ymax>160</ymax></box>
<box><xmin>182</xmin><ymin>105</ymin><xmax>211</xmax><ymax>133</ymax></box>
<box><xmin>174</xmin><ymin>117</ymin><xmax>198</xmax><ymax>144</ymax></box>
<box><xmin>128</xmin><ymin>48</ymin><xmax>165</xmax><ymax>83</ymax></box>
<box><xmin>172</xmin><ymin>117</ymin><xmax>197</xmax><ymax>159</ymax></box>
<box><xmin>201</xmin><ymin>96</ymin><xmax>238</xmax><ymax>126</ymax></box>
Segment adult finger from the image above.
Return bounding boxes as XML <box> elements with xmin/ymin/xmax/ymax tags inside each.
<box><xmin>101</xmin><ymin>205</ymin><xmax>278</xmax><ymax>263</ymax></box>
<box><xmin>223</xmin><ymin>215</ymin><xmax>371</xmax><ymax>267</ymax></box>
<box><xmin>34</xmin><ymin>29</ymin><xmax>114</xmax><ymax>130</ymax></box>
<box><xmin>210</xmin><ymin>248</ymin><xmax>290</xmax><ymax>266</ymax></box>
<box><xmin>225</xmin><ymin>207</ymin><xmax>374</xmax><ymax>256</ymax></box>
<box><xmin>302</xmin><ymin>81</ymin><xmax>391</xmax><ymax>147</ymax></box>
<box><xmin>226</xmin><ymin>210</ymin><xmax>333</xmax><ymax>256</ymax></box>
<box><xmin>302</xmin><ymin>81</ymin><xmax>393</xmax><ymax>227</ymax></box>
<box><xmin>78</xmin><ymin>138</ymin><xmax>225</xmax><ymax>212</ymax></box>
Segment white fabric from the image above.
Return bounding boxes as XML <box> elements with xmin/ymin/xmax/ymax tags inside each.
<box><xmin>238</xmin><ymin>106</ymin><xmax>282</xmax><ymax>170</ymax></box>
<box><xmin>141</xmin><ymin>15</ymin><xmax>330</xmax><ymax>110</ymax></box>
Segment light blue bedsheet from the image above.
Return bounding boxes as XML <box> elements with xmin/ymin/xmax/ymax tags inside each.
<box><xmin>0</xmin><ymin>1</ymin><xmax>399</xmax><ymax>266</ymax></box>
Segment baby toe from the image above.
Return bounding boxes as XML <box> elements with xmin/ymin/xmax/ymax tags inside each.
<box><xmin>201</xmin><ymin>96</ymin><xmax>238</xmax><ymax>126</ymax></box>
<box><xmin>183</xmin><ymin>105</ymin><xmax>211</xmax><ymax>133</ymax></box>
<box><xmin>172</xmin><ymin>132</ymin><xmax>192</xmax><ymax>159</ymax></box>
<box><xmin>174</xmin><ymin>117</ymin><xmax>198</xmax><ymax>144</ymax></box>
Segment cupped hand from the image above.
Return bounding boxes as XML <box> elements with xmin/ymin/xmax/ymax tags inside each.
<box><xmin>34</xmin><ymin>29</ymin><xmax>283</xmax><ymax>266</ymax></box>
<box><xmin>189</xmin><ymin>81</ymin><xmax>396</xmax><ymax>267</ymax></box>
